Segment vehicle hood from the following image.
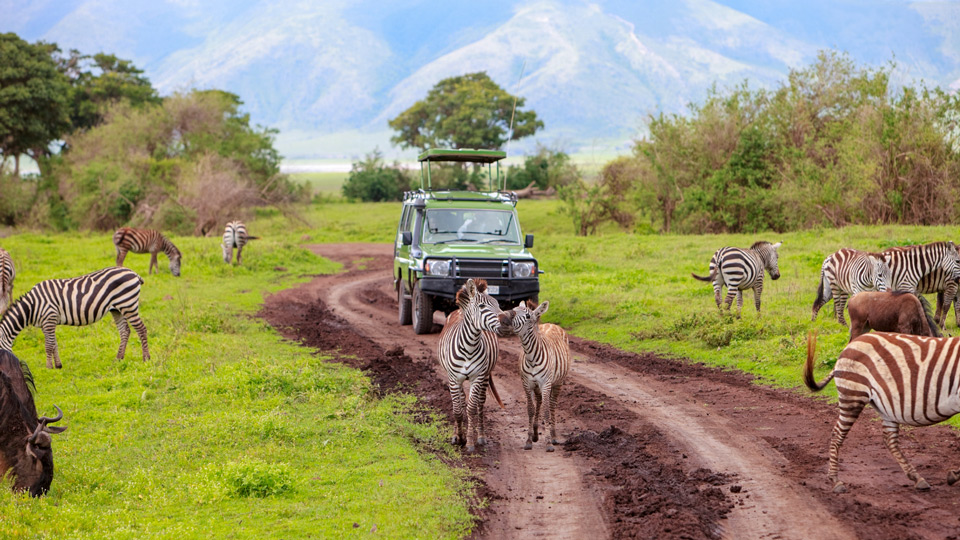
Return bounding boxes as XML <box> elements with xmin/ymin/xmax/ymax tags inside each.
<box><xmin>420</xmin><ymin>244</ymin><xmax>534</xmax><ymax>260</ymax></box>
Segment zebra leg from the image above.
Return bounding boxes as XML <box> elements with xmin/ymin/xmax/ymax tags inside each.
<box><xmin>533</xmin><ymin>385</ymin><xmax>543</xmax><ymax>443</ymax></box>
<box><xmin>448</xmin><ymin>379</ymin><xmax>466</xmax><ymax>446</ymax></box>
<box><xmin>548</xmin><ymin>383</ymin><xmax>562</xmax><ymax>449</ymax></box>
<box><xmin>881</xmin><ymin>420</ymin><xmax>930</xmax><ymax>491</ymax></box>
<box><xmin>713</xmin><ymin>282</ymin><xmax>722</xmax><ymax>310</ymax></box>
<box><xmin>41</xmin><ymin>318</ymin><xmax>61</xmax><ymax>369</ymax></box>
<box><xmin>834</xmin><ymin>293</ymin><xmax>849</xmax><ymax>327</ymax></box>
<box><xmin>465</xmin><ymin>378</ymin><xmax>488</xmax><ymax>452</ymax></box>
<box><xmin>540</xmin><ymin>383</ymin><xmax>555</xmax><ymax>452</ymax></box>
<box><xmin>736</xmin><ymin>290</ymin><xmax>744</xmax><ymax>319</ymax></box>
<box><xmin>475</xmin><ymin>377</ymin><xmax>490</xmax><ymax>446</ymax></box>
<box><xmin>122</xmin><ymin>309</ymin><xmax>150</xmax><ymax>362</ymax></box>
<box><xmin>723</xmin><ymin>289</ymin><xmax>737</xmax><ymax>314</ymax></box>
<box><xmin>149</xmin><ymin>252</ymin><xmax>158</xmax><ymax>274</ymax></box>
<box><xmin>523</xmin><ymin>378</ymin><xmax>537</xmax><ymax>450</ymax></box>
<box><xmin>827</xmin><ymin>397</ymin><xmax>866</xmax><ymax>493</ymax></box>
<box><xmin>111</xmin><ymin>310</ymin><xmax>131</xmax><ymax>360</ymax></box>
<box><xmin>237</xmin><ymin>245</ymin><xmax>243</xmax><ymax>265</ymax></box>
<box><xmin>116</xmin><ymin>248</ymin><xmax>127</xmax><ymax>267</ymax></box>
<box><xmin>753</xmin><ymin>286</ymin><xmax>763</xmax><ymax>316</ymax></box>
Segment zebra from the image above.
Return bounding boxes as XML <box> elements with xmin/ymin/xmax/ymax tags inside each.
<box><xmin>0</xmin><ymin>247</ymin><xmax>14</xmax><ymax>316</ymax></box>
<box><xmin>881</xmin><ymin>241</ymin><xmax>960</xmax><ymax>295</ymax></box>
<box><xmin>918</xmin><ymin>266</ymin><xmax>960</xmax><ymax>328</ymax></box>
<box><xmin>691</xmin><ymin>241</ymin><xmax>782</xmax><ymax>318</ymax></box>
<box><xmin>113</xmin><ymin>228</ymin><xmax>181</xmax><ymax>277</ymax></box>
<box><xmin>504</xmin><ymin>300</ymin><xmax>570</xmax><ymax>452</ymax></box>
<box><xmin>0</xmin><ymin>267</ymin><xmax>150</xmax><ymax>369</ymax></box>
<box><xmin>222</xmin><ymin>221</ymin><xmax>258</xmax><ymax>265</ymax></box>
<box><xmin>811</xmin><ymin>248</ymin><xmax>890</xmax><ymax>326</ymax></box>
<box><xmin>438</xmin><ymin>279</ymin><xmax>506</xmax><ymax>453</ymax></box>
<box><xmin>805</xmin><ymin>331</ymin><xmax>960</xmax><ymax>493</ymax></box>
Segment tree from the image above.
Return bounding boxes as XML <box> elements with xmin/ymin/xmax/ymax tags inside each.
<box><xmin>389</xmin><ymin>72</ymin><xmax>543</xmax><ymax>151</ymax></box>
<box><xmin>0</xmin><ymin>33</ymin><xmax>71</xmax><ymax>176</ymax></box>
<box><xmin>342</xmin><ymin>148</ymin><xmax>411</xmax><ymax>202</ymax></box>
<box><xmin>57</xmin><ymin>50</ymin><xmax>160</xmax><ymax>132</ymax></box>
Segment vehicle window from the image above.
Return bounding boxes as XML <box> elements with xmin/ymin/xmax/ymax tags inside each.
<box><xmin>399</xmin><ymin>206</ymin><xmax>412</xmax><ymax>232</ymax></box>
<box><xmin>422</xmin><ymin>209</ymin><xmax>521</xmax><ymax>245</ymax></box>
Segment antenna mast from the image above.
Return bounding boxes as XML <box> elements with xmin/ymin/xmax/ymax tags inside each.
<box><xmin>503</xmin><ymin>59</ymin><xmax>526</xmax><ymax>190</ymax></box>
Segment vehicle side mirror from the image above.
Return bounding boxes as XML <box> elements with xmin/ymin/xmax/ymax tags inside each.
<box><xmin>524</xmin><ymin>234</ymin><xmax>534</xmax><ymax>249</ymax></box>
<box><xmin>402</xmin><ymin>232</ymin><xmax>413</xmax><ymax>246</ymax></box>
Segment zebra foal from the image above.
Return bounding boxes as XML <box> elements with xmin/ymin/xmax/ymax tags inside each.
<box><xmin>0</xmin><ymin>267</ymin><xmax>150</xmax><ymax>369</ymax></box>
<box><xmin>0</xmin><ymin>247</ymin><xmax>14</xmax><ymax>315</ymax></box>
<box><xmin>503</xmin><ymin>300</ymin><xmax>570</xmax><ymax>452</ymax></box>
<box><xmin>222</xmin><ymin>221</ymin><xmax>258</xmax><ymax>265</ymax></box>
<box><xmin>806</xmin><ymin>331</ymin><xmax>960</xmax><ymax>493</ymax></box>
<box><xmin>692</xmin><ymin>241</ymin><xmax>782</xmax><ymax>318</ymax></box>
<box><xmin>438</xmin><ymin>279</ymin><xmax>505</xmax><ymax>453</ymax></box>
<box><xmin>811</xmin><ymin>248</ymin><xmax>889</xmax><ymax>326</ymax></box>
<box><xmin>113</xmin><ymin>228</ymin><xmax>181</xmax><ymax>277</ymax></box>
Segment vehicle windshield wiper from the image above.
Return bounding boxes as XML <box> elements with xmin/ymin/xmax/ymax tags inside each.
<box><xmin>432</xmin><ymin>239</ymin><xmax>478</xmax><ymax>244</ymax></box>
<box><xmin>477</xmin><ymin>239</ymin><xmax>518</xmax><ymax>244</ymax></box>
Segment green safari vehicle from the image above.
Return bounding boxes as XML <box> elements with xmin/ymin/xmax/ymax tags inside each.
<box><xmin>394</xmin><ymin>148</ymin><xmax>540</xmax><ymax>334</ymax></box>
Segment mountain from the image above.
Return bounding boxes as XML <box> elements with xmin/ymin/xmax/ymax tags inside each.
<box><xmin>3</xmin><ymin>0</ymin><xmax>959</xmax><ymax>158</ymax></box>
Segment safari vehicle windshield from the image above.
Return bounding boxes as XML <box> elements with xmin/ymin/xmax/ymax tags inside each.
<box><xmin>422</xmin><ymin>209</ymin><xmax>521</xmax><ymax>245</ymax></box>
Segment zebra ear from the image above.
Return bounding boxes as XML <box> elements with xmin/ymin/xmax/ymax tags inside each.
<box><xmin>463</xmin><ymin>279</ymin><xmax>477</xmax><ymax>299</ymax></box>
<box><xmin>532</xmin><ymin>300</ymin><xmax>549</xmax><ymax>319</ymax></box>
<box><xmin>772</xmin><ymin>242</ymin><xmax>782</xmax><ymax>250</ymax></box>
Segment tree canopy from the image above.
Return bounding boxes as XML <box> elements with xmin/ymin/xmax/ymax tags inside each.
<box><xmin>57</xmin><ymin>50</ymin><xmax>160</xmax><ymax>132</ymax></box>
<box><xmin>0</xmin><ymin>33</ymin><xmax>71</xmax><ymax>174</ymax></box>
<box><xmin>389</xmin><ymin>72</ymin><xmax>543</xmax><ymax>151</ymax></box>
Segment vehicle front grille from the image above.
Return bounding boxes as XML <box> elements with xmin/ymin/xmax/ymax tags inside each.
<box><xmin>455</xmin><ymin>259</ymin><xmax>507</xmax><ymax>278</ymax></box>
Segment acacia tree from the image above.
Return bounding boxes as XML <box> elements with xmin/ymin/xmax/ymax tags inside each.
<box><xmin>389</xmin><ymin>72</ymin><xmax>543</xmax><ymax>151</ymax></box>
<box><xmin>57</xmin><ymin>50</ymin><xmax>160</xmax><ymax>132</ymax></box>
<box><xmin>0</xmin><ymin>33</ymin><xmax>71</xmax><ymax>176</ymax></box>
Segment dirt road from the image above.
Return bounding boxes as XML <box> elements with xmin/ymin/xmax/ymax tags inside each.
<box><xmin>261</xmin><ymin>243</ymin><xmax>960</xmax><ymax>539</ymax></box>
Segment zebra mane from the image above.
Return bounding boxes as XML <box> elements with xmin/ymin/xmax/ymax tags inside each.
<box><xmin>750</xmin><ymin>241</ymin><xmax>772</xmax><ymax>250</ymax></box>
<box><xmin>475</xmin><ymin>280</ymin><xmax>488</xmax><ymax>293</ymax></box>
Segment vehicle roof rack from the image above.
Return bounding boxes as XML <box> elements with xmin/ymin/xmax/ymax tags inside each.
<box><xmin>417</xmin><ymin>148</ymin><xmax>506</xmax><ymax>163</ymax></box>
<box><xmin>403</xmin><ymin>189</ymin><xmax>518</xmax><ymax>207</ymax></box>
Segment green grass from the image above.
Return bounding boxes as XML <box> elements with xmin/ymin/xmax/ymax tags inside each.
<box><xmin>0</xmin><ymin>232</ymin><xmax>473</xmax><ymax>539</ymax></box>
<box><xmin>256</xmin><ymin>200</ymin><xmax>960</xmax><ymax>415</ymax></box>
<box><xmin>288</xmin><ymin>171</ymin><xmax>349</xmax><ymax>196</ymax></box>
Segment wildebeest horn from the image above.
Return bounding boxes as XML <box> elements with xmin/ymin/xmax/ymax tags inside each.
<box><xmin>27</xmin><ymin>423</ymin><xmax>43</xmax><ymax>444</ymax></box>
<box><xmin>38</xmin><ymin>405</ymin><xmax>63</xmax><ymax>426</ymax></box>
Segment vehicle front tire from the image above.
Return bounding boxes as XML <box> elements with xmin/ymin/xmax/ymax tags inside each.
<box><xmin>412</xmin><ymin>283</ymin><xmax>434</xmax><ymax>335</ymax></box>
<box><xmin>398</xmin><ymin>282</ymin><xmax>412</xmax><ymax>326</ymax></box>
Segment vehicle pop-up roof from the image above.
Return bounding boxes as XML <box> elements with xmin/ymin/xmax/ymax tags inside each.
<box><xmin>417</xmin><ymin>148</ymin><xmax>507</xmax><ymax>192</ymax></box>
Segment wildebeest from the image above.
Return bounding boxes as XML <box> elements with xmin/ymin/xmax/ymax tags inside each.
<box><xmin>847</xmin><ymin>291</ymin><xmax>941</xmax><ymax>342</ymax></box>
<box><xmin>0</xmin><ymin>349</ymin><xmax>66</xmax><ymax>496</ymax></box>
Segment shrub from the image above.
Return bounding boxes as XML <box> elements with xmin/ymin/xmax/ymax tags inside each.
<box><xmin>342</xmin><ymin>149</ymin><xmax>411</xmax><ymax>201</ymax></box>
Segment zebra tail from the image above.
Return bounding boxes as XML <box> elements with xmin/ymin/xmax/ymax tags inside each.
<box><xmin>811</xmin><ymin>271</ymin><xmax>830</xmax><ymax>320</ymax></box>
<box><xmin>804</xmin><ymin>331</ymin><xmax>835</xmax><ymax>392</ymax></box>
<box><xmin>691</xmin><ymin>271</ymin><xmax>715</xmax><ymax>282</ymax></box>
<box><xmin>246</xmin><ymin>236</ymin><xmax>260</xmax><ymax>241</ymax></box>
<box><xmin>488</xmin><ymin>376</ymin><xmax>505</xmax><ymax>410</ymax></box>
<box><xmin>918</xmin><ymin>295</ymin><xmax>942</xmax><ymax>337</ymax></box>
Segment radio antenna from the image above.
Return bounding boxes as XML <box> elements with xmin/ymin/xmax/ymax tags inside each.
<box><xmin>503</xmin><ymin>59</ymin><xmax>526</xmax><ymax>190</ymax></box>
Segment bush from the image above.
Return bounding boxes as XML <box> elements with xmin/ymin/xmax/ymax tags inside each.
<box><xmin>506</xmin><ymin>145</ymin><xmax>580</xmax><ymax>190</ymax></box>
<box><xmin>342</xmin><ymin>149</ymin><xmax>411</xmax><ymax>201</ymax></box>
<box><xmin>219</xmin><ymin>460</ymin><xmax>293</xmax><ymax>498</ymax></box>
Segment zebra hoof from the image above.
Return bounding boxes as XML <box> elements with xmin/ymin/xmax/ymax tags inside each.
<box><xmin>546</xmin><ymin>445</ymin><xmax>555</xmax><ymax>453</ymax></box>
<box><xmin>915</xmin><ymin>478</ymin><xmax>931</xmax><ymax>491</ymax></box>
<box><xmin>451</xmin><ymin>436</ymin><xmax>463</xmax><ymax>446</ymax></box>
<box><xmin>532</xmin><ymin>427</ymin><xmax>539</xmax><ymax>443</ymax></box>
<box><xmin>832</xmin><ymin>482</ymin><xmax>847</xmax><ymax>494</ymax></box>
<box><xmin>477</xmin><ymin>436</ymin><xmax>486</xmax><ymax>446</ymax></box>
<box><xmin>466</xmin><ymin>445</ymin><xmax>476</xmax><ymax>454</ymax></box>
<box><xmin>948</xmin><ymin>471</ymin><xmax>960</xmax><ymax>486</ymax></box>
<box><xmin>523</xmin><ymin>442</ymin><xmax>532</xmax><ymax>450</ymax></box>
<box><xmin>551</xmin><ymin>439</ymin><xmax>561</xmax><ymax>445</ymax></box>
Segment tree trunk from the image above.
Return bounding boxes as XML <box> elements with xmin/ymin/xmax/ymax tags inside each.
<box><xmin>13</xmin><ymin>155</ymin><xmax>20</xmax><ymax>178</ymax></box>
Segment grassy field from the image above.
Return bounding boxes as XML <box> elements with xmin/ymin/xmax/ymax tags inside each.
<box><xmin>288</xmin><ymin>171</ymin><xmax>349</xmax><ymax>196</ymax></box>
<box><xmin>0</xmin><ymin>232</ymin><xmax>473</xmax><ymax>538</ymax></box>
<box><xmin>256</xmin><ymin>200</ymin><xmax>960</xmax><ymax>411</ymax></box>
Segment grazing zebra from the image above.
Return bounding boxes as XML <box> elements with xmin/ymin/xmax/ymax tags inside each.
<box><xmin>113</xmin><ymin>228</ymin><xmax>181</xmax><ymax>277</ymax></box>
<box><xmin>811</xmin><ymin>248</ymin><xmax>890</xmax><ymax>326</ymax></box>
<box><xmin>438</xmin><ymin>279</ymin><xmax>506</xmax><ymax>453</ymax></box>
<box><xmin>504</xmin><ymin>300</ymin><xmax>570</xmax><ymax>452</ymax></box>
<box><xmin>805</xmin><ymin>331</ymin><xmax>960</xmax><ymax>493</ymax></box>
<box><xmin>0</xmin><ymin>267</ymin><xmax>150</xmax><ymax>369</ymax></box>
<box><xmin>0</xmin><ymin>247</ymin><xmax>14</xmax><ymax>315</ymax></box>
<box><xmin>221</xmin><ymin>221</ymin><xmax>258</xmax><ymax>265</ymax></box>
<box><xmin>691</xmin><ymin>241</ymin><xmax>782</xmax><ymax>318</ymax></box>
<box><xmin>918</xmin><ymin>267</ymin><xmax>960</xmax><ymax>328</ymax></box>
<box><xmin>881</xmin><ymin>241</ymin><xmax>960</xmax><ymax>295</ymax></box>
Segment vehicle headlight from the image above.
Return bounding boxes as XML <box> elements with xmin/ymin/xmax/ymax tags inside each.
<box><xmin>511</xmin><ymin>261</ymin><xmax>536</xmax><ymax>278</ymax></box>
<box><xmin>425</xmin><ymin>259</ymin><xmax>451</xmax><ymax>276</ymax></box>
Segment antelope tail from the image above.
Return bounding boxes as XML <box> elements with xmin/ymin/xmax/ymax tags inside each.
<box><xmin>804</xmin><ymin>331</ymin><xmax>835</xmax><ymax>392</ymax></box>
<box><xmin>691</xmin><ymin>271</ymin><xmax>715</xmax><ymax>282</ymax></box>
<box><xmin>488</xmin><ymin>376</ymin><xmax>505</xmax><ymax>410</ymax></box>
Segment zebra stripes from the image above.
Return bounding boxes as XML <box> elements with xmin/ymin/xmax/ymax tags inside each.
<box><xmin>222</xmin><ymin>221</ymin><xmax>257</xmax><ymax>265</ymax></box>
<box><xmin>438</xmin><ymin>279</ymin><xmax>505</xmax><ymax>453</ymax></box>
<box><xmin>811</xmin><ymin>248</ymin><xmax>890</xmax><ymax>325</ymax></box>
<box><xmin>805</xmin><ymin>331</ymin><xmax>960</xmax><ymax>492</ymax></box>
<box><xmin>506</xmin><ymin>300</ymin><xmax>570</xmax><ymax>452</ymax></box>
<box><xmin>692</xmin><ymin>241</ymin><xmax>782</xmax><ymax>318</ymax></box>
<box><xmin>0</xmin><ymin>267</ymin><xmax>150</xmax><ymax>369</ymax></box>
<box><xmin>881</xmin><ymin>241</ymin><xmax>960</xmax><ymax>295</ymax></box>
<box><xmin>113</xmin><ymin>228</ymin><xmax>181</xmax><ymax>277</ymax></box>
<box><xmin>0</xmin><ymin>248</ymin><xmax>14</xmax><ymax>316</ymax></box>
